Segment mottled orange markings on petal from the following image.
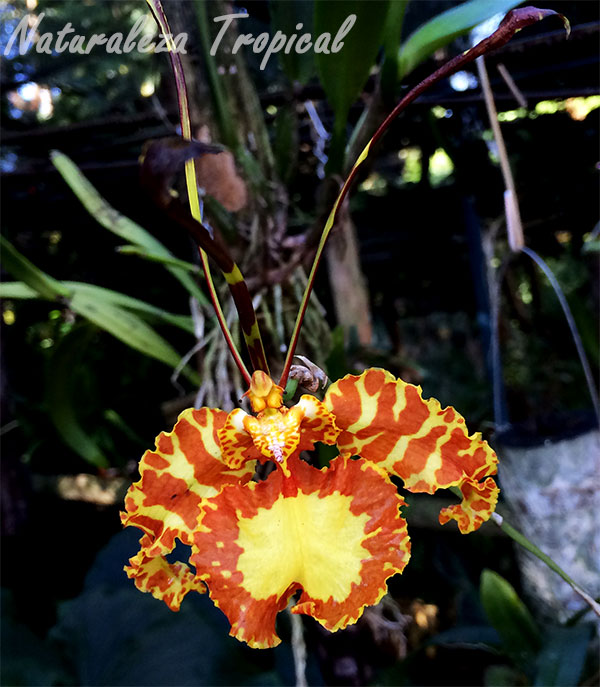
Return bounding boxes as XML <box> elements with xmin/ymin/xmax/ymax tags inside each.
<box><xmin>439</xmin><ymin>477</ymin><xmax>499</xmax><ymax>534</ymax></box>
<box><xmin>218</xmin><ymin>409</ymin><xmax>261</xmax><ymax>470</ymax></box>
<box><xmin>191</xmin><ymin>455</ymin><xmax>410</xmax><ymax>649</ymax></box>
<box><xmin>295</xmin><ymin>395</ymin><xmax>340</xmax><ymax>452</ymax></box>
<box><xmin>125</xmin><ymin>549</ymin><xmax>205</xmax><ymax>610</ymax></box>
<box><xmin>157</xmin><ymin>432</ymin><xmax>174</xmax><ymax>454</ymax></box>
<box><xmin>325</xmin><ymin>369</ymin><xmax>499</xmax><ymax>532</ymax></box>
<box><xmin>122</xmin><ymin>407</ymin><xmax>254</xmax><ymax>561</ymax></box>
<box><xmin>243</xmin><ymin>406</ymin><xmax>305</xmax><ymax>472</ymax></box>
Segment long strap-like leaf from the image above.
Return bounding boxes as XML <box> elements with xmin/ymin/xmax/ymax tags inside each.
<box><xmin>279</xmin><ymin>6</ymin><xmax>569</xmax><ymax>386</ymax></box>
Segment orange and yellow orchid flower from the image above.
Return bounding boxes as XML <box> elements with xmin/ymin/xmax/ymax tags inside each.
<box><xmin>121</xmin><ymin>0</ymin><xmax>571</xmax><ymax>652</ymax></box>
<box><xmin>122</xmin><ymin>368</ymin><xmax>498</xmax><ymax>648</ymax></box>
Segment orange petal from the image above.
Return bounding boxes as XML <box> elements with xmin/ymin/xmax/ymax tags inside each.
<box><xmin>124</xmin><ymin>549</ymin><xmax>205</xmax><ymax>611</ymax></box>
<box><xmin>325</xmin><ymin>368</ymin><xmax>499</xmax><ymax>531</ymax></box>
<box><xmin>121</xmin><ymin>407</ymin><xmax>254</xmax><ymax>557</ymax></box>
<box><xmin>191</xmin><ymin>455</ymin><xmax>411</xmax><ymax>649</ymax></box>
<box><xmin>439</xmin><ymin>477</ymin><xmax>499</xmax><ymax>534</ymax></box>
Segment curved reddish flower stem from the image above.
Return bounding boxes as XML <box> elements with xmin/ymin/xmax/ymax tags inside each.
<box><xmin>279</xmin><ymin>7</ymin><xmax>568</xmax><ymax>388</ymax></box>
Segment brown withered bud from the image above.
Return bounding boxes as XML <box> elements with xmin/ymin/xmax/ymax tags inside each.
<box><xmin>139</xmin><ymin>137</ymin><xmax>223</xmax><ymax>208</ymax></box>
<box><xmin>288</xmin><ymin>355</ymin><xmax>329</xmax><ymax>393</ymax></box>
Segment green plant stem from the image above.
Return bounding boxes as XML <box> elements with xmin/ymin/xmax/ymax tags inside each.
<box><xmin>491</xmin><ymin>513</ymin><xmax>600</xmax><ymax>618</ymax></box>
<box><xmin>283</xmin><ymin>378</ymin><xmax>299</xmax><ymax>402</ymax></box>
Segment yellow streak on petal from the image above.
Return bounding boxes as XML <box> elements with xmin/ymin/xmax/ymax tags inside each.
<box><xmin>381</xmin><ymin>402</ymin><xmax>447</xmax><ymax>477</ymax></box>
<box><xmin>156</xmin><ymin>432</ymin><xmax>196</xmax><ymax>485</ymax></box>
<box><xmin>342</xmin><ymin>372</ymin><xmax>383</xmax><ymax>435</ymax></box>
<box><xmin>235</xmin><ymin>492</ymin><xmax>370</xmax><ymax>603</ymax></box>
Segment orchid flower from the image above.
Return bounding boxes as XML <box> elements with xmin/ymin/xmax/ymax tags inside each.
<box><xmin>122</xmin><ymin>369</ymin><xmax>497</xmax><ymax>648</ymax></box>
<box><xmin>122</xmin><ymin>3</ymin><xmax>564</xmax><ymax>650</ymax></box>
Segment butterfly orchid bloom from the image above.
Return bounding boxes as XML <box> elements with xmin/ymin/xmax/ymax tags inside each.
<box><xmin>120</xmin><ymin>1</ymin><xmax>566</xmax><ymax>651</ymax></box>
<box><xmin>122</xmin><ymin>368</ymin><xmax>498</xmax><ymax>648</ymax></box>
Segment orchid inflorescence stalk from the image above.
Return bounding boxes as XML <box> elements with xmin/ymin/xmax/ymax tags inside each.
<box><xmin>122</xmin><ymin>5</ymin><xmax>567</xmax><ymax>648</ymax></box>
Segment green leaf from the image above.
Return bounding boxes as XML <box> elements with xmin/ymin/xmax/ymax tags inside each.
<box><xmin>381</xmin><ymin>0</ymin><xmax>410</xmax><ymax>97</ymax></box>
<box><xmin>0</xmin><ymin>235</ymin><xmax>70</xmax><ymax>301</ymax></box>
<box><xmin>582</xmin><ymin>238</ymin><xmax>600</xmax><ymax>253</ymax></box>
<box><xmin>534</xmin><ymin>624</ymin><xmax>593</xmax><ymax>687</ymax></box>
<box><xmin>51</xmin><ymin>586</ymin><xmax>226</xmax><ymax>686</ymax></box>
<box><xmin>314</xmin><ymin>0</ymin><xmax>390</xmax><ymax>170</ymax></box>
<box><xmin>46</xmin><ymin>325</ymin><xmax>109</xmax><ymax>468</ymax></box>
<box><xmin>430</xmin><ymin>625</ymin><xmax>501</xmax><ymax>647</ymax></box>
<box><xmin>398</xmin><ymin>0</ymin><xmax>523</xmax><ymax>80</ymax></box>
<box><xmin>116</xmin><ymin>245</ymin><xmax>200</xmax><ymax>273</ymax></box>
<box><xmin>194</xmin><ymin>0</ymin><xmax>239</xmax><ymax>149</ymax></box>
<box><xmin>64</xmin><ymin>282</ymin><xmax>195</xmax><ymax>334</ymax></box>
<box><xmin>0</xmin><ymin>280</ymin><xmax>195</xmax><ymax>334</ymax></box>
<box><xmin>69</xmin><ymin>290</ymin><xmax>200</xmax><ymax>385</ymax></box>
<box><xmin>325</xmin><ymin>325</ymin><xmax>350</xmax><ymax>382</ymax></box>
<box><xmin>314</xmin><ymin>0</ymin><xmax>389</xmax><ymax>117</ymax></box>
<box><xmin>50</xmin><ymin>150</ymin><xmax>207</xmax><ymax>305</ymax></box>
<box><xmin>0</xmin><ymin>281</ymin><xmax>38</xmax><ymax>299</ymax></box>
<box><xmin>484</xmin><ymin>665</ymin><xmax>525</xmax><ymax>687</ymax></box>
<box><xmin>103</xmin><ymin>409</ymin><xmax>147</xmax><ymax>447</ymax></box>
<box><xmin>269</xmin><ymin>0</ymin><xmax>316</xmax><ymax>84</ymax></box>
<box><xmin>480</xmin><ymin>569</ymin><xmax>542</xmax><ymax>669</ymax></box>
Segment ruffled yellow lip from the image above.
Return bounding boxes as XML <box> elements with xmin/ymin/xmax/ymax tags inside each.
<box><xmin>191</xmin><ymin>455</ymin><xmax>411</xmax><ymax>648</ymax></box>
